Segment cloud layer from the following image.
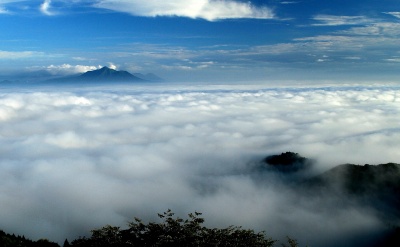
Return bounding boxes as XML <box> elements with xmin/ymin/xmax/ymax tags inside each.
<box><xmin>94</xmin><ymin>0</ymin><xmax>274</xmax><ymax>21</ymax></box>
<box><xmin>0</xmin><ymin>84</ymin><xmax>399</xmax><ymax>245</ymax></box>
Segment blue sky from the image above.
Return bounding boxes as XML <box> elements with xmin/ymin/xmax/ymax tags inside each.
<box><xmin>1</xmin><ymin>0</ymin><xmax>400</xmax><ymax>82</ymax></box>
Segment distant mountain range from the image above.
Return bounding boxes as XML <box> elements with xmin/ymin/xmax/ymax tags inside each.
<box><xmin>0</xmin><ymin>67</ymin><xmax>164</xmax><ymax>84</ymax></box>
<box><xmin>46</xmin><ymin>67</ymin><xmax>163</xmax><ymax>83</ymax></box>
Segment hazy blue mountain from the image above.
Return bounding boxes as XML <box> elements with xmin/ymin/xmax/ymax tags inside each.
<box><xmin>79</xmin><ymin>66</ymin><xmax>143</xmax><ymax>82</ymax></box>
<box><xmin>1</xmin><ymin>70</ymin><xmax>55</xmax><ymax>83</ymax></box>
<box><xmin>46</xmin><ymin>67</ymin><xmax>146</xmax><ymax>83</ymax></box>
<box><xmin>1</xmin><ymin>67</ymin><xmax>164</xmax><ymax>84</ymax></box>
<box><xmin>133</xmin><ymin>72</ymin><xmax>164</xmax><ymax>82</ymax></box>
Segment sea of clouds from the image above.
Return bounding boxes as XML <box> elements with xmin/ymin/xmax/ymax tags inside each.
<box><xmin>0</xmin><ymin>83</ymin><xmax>399</xmax><ymax>246</ymax></box>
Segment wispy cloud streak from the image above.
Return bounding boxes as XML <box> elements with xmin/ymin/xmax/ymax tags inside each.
<box><xmin>0</xmin><ymin>50</ymin><xmax>44</xmax><ymax>59</ymax></box>
<box><xmin>312</xmin><ymin>14</ymin><xmax>372</xmax><ymax>26</ymax></box>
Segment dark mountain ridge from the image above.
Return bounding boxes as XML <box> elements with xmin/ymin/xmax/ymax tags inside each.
<box><xmin>257</xmin><ymin>152</ymin><xmax>400</xmax><ymax>246</ymax></box>
<box><xmin>303</xmin><ymin>162</ymin><xmax>400</xmax><ymax>221</ymax></box>
<box><xmin>304</xmin><ymin>162</ymin><xmax>400</xmax><ymax>193</ymax></box>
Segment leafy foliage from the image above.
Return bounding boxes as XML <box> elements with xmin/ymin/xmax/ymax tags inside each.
<box><xmin>70</xmin><ymin>209</ymin><xmax>276</xmax><ymax>247</ymax></box>
<box><xmin>281</xmin><ymin>237</ymin><xmax>299</xmax><ymax>247</ymax></box>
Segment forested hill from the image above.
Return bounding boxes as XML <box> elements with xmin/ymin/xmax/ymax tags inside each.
<box><xmin>0</xmin><ymin>230</ymin><xmax>59</xmax><ymax>247</ymax></box>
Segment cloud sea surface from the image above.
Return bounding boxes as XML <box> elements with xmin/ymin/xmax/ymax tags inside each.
<box><xmin>0</xmin><ymin>83</ymin><xmax>399</xmax><ymax>246</ymax></box>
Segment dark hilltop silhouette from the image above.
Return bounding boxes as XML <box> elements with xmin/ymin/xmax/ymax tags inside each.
<box><xmin>262</xmin><ymin>151</ymin><xmax>313</xmax><ymax>172</ymax></box>
<box><xmin>260</xmin><ymin>152</ymin><xmax>400</xmax><ymax>217</ymax></box>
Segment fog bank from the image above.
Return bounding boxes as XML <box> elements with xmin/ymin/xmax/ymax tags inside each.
<box><xmin>0</xmin><ymin>84</ymin><xmax>399</xmax><ymax>246</ymax></box>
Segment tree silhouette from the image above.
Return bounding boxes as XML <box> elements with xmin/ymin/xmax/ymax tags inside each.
<box><xmin>70</xmin><ymin>209</ymin><xmax>276</xmax><ymax>247</ymax></box>
<box><xmin>63</xmin><ymin>239</ymin><xmax>70</xmax><ymax>247</ymax></box>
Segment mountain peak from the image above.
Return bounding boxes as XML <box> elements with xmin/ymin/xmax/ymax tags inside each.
<box><xmin>79</xmin><ymin>67</ymin><xmax>142</xmax><ymax>82</ymax></box>
<box><xmin>44</xmin><ymin>66</ymin><xmax>163</xmax><ymax>83</ymax></box>
<box><xmin>98</xmin><ymin>66</ymin><xmax>114</xmax><ymax>71</ymax></box>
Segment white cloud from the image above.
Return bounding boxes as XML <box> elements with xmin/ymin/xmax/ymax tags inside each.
<box><xmin>291</xmin><ymin>35</ymin><xmax>365</xmax><ymax>54</ymax></box>
<box><xmin>344</xmin><ymin>56</ymin><xmax>361</xmax><ymax>60</ymax></box>
<box><xmin>280</xmin><ymin>1</ymin><xmax>298</xmax><ymax>4</ymax></box>
<box><xmin>72</xmin><ymin>56</ymin><xmax>88</xmax><ymax>61</ymax></box>
<box><xmin>343</xmin><ymin>22</ymin><xmax>400</xmax><ymax>36</ymax></box>
<box><xmin>161</xmin><ymin>64</ymin><xmax>194</xmax><ymax>70</ymax></box>
<box><xmin>385</xmin><ymin>57</ymin><xmax>400</xmax><ymax>63</ymax></box>
<box><xmin>37</xmin><ymin>64</ymin><xmax>102</xmax><ymax>75</ymax></box>
<box><xmin>0</xmin><ymin>84</ymin><xmax>399</xmax><ymax>245</ymax></box>
<box><xmin>0</xmin><ymin>50</ymin><xmax>44</xmax><ymax>59</ymax></box>
<box><xmin>94</xmin><ymin>0</ymin><xmax>274</xmax><ymax>21</ymax></box>
<box><xmin>40</xmin><ymin>0</ymin><xmax>54</xmax><ymax>15</ymax></box>
<box><xmin>312</xmin><ymin>15</ymin><xmax>372</xmax><ymax>26</ymax></box>
<box><xmin>162</xmin><ymin>60</ymin><xmax>215</xmax><ymax>70</ymax></box>
<box><xmin>385</xmin><ymin>12</ymin><xmax>400</xmax><ymax>19</ymax></box>
<box><xmin>107</xmin><ymin>62</ymin><xmax>117</xmax><ymax>70</ymax></box>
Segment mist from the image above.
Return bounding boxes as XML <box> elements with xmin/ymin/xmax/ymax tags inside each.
<box><xmin>0</xmin><ymin>83</ymin><xmax>399</xmax><ymax>246</ymax></box>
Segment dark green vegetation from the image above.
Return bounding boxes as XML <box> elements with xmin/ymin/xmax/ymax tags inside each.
<box><xmin>1</xmin><ymin>211</ymin><xmax>290</xmax><ymax>247</ymax></box>
<box><xmin>70</xmin><ymin>210</ymin><xmax>277</xmax><ymax>247</ymax></box>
